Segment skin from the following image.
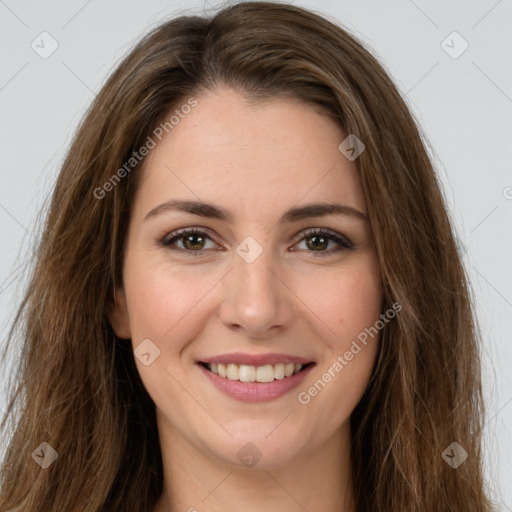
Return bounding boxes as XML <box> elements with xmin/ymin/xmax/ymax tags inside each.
<box><xmin>109</xmin><ymin>87</ymin><xmax>383</xmax><ymax>512</ymax></box>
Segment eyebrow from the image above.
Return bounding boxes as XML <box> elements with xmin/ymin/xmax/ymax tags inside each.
<box><xmin>143</xmin><ymin>199</ymin><xmax>369</xmax><ymax>223</ymax></box>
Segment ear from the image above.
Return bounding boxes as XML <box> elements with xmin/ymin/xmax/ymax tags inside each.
<box><xmin>107</xmin><ymin>288</ymin><xmax>131</xmax><ymax>339</ymax></box>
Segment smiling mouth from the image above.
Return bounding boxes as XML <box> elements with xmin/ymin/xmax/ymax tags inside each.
<box><xmin>199</xmin><ymin>361</ymin><xmax>315</xmax><ymax>383</ymax></box>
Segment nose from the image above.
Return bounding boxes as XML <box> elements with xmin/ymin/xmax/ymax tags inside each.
<box><xmin>217</xmin><ymin>242</ymin><xmax>295</xmax><ymax>338</ymax></box>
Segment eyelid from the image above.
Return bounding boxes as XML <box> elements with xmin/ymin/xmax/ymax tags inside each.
<box><xmin>290</xmin><ymin>227</ymin><xmax>353</xmax><ymax>250</ymax></box>
<box><xmin>160</xmin><ymin>226</ymin><xmax>219</xmax><ymax>249</ymax></box>
<box><xmin>161</xmin><ymin>226</ymin><xmax>214</xmax><ymax>242</ymax></box>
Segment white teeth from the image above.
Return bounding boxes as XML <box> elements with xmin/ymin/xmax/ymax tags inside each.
<box><xmin>256</xmin><ymin>364</ymin><xmax>274</xmax><ymax>383</ymax></box>
<box><xmin>226</xmin><ymin>363</ymin><xmax>239</xmax><ymax>380</ymax></box>
<box><xmin>274</xmin><ymin>363</ymin><xmax>285</xmax><ymax>379</ymax></box>
<box><xmin>218</xmin><ymin>363</ymin><xmax>227</xmax><ymax>378</ymax></box>
<box><xmin>239</xmin><ymin>365</ymin><xmax>255</xmax><ymax>382</ymax></box>
<box><xmin>206</xmin><ymin>361</ymin><xmax>305</xmax><ymax>382</ymax></box>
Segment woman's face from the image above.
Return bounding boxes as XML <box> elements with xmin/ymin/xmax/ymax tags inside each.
<box><xmin>109</xmin><ymin>87</ymin><xmax>383</xmax><ymax>469</ymax></box>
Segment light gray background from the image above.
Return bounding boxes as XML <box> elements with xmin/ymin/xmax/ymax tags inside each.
<box><xmin>0</xmin><ymin>0</ymin><xmax>510</xmax><ymax>508</ymax></box>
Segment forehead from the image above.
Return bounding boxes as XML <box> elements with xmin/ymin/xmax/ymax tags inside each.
<box><xmin>132</xmin><ymin>88</ymin><xmax>367</xmax><ymax>220</ymax></box>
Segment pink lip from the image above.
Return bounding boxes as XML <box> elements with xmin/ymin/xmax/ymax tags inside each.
<box><xmin>197</xmin><ymin>362</ymin><xmax>315</xmax><ymax>402</ymax></box>
<box><xmin>198</xmin><ymin>352</ymin><xmax>314</xmax><ymax>366</ymax></box>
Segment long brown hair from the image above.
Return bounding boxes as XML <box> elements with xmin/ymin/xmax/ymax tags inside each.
<box><xmin>0</xmin><ymin>2</ymin><xmax>496</xmax><ymax>510</ymax></box>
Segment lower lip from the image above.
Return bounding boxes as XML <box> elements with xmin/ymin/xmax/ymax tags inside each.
<box><xmin>197</xmin><ymin>363</ymin><xmax>315</xmax><ymax>402</ymax></box>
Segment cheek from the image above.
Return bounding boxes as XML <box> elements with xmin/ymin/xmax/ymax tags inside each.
<box><xmin>293</xmin><ymin>254</ymin><xmax>382</xmax><ymax>343</ymax></box>
<box><xmin>122</xmin><ymin>257</ymin><xmax>216</xmax><ymax>405</ymax></box>
<box><xmin>123</xmin><ymin>255</ymin><xmax>218</xmax><ymax>343</ymax></box>
<box><xmin>294</xmin><ymin>263</ymin><xmax>382</xmax><ymax>427</ymax></box>
<box><xmin>338</xmin><ymin>271</ymin><xmax>382</xmax><ymax>341</ymax></box>
<box><xmin>294</xmin><ymin>254</ymin><xmax>382</xmax><ymax>385</ymax></box>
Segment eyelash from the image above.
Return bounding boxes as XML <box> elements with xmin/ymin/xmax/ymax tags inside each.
<box><xmin>159</xmin><ymin>227</ymin><xmax>353</xmax><ymax>257</ymax></box>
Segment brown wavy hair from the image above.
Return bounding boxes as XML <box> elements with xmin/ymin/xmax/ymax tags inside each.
<box><xmin>0</xmin><ymin>2</ymin><xmax>496</xmax><ymax>511</ymax></box>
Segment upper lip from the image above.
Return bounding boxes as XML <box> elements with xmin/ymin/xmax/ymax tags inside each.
<box><xmin>198</xmin><ymin>352</ymin><xmax>315</xmax><ymax>366</ymax></box>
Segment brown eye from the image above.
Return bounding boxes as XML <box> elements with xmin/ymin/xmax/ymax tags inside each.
<box><xmin>305</xmin><ymin>234</ymin><xmax>329</xmax><ymax>251</ymax></box>
<box><xmin>181</xmin><ymin>233</ymin><xmax>206</xmax><ymax>250</ymax></box>
<box><xmin>161</xmin><ymin>228</ymin><xmax>217</xmax><ymax>254</ymax></box>
<box><xmin>294</xmin><ymin>228</ymin><xmax>353</xmax><ymax>256</ymax></box>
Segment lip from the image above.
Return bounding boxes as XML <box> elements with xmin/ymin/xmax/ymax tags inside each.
<box><xmin>197</xmin><ymin>361</ymin><xmax>316</xmax><ymax>402</ymax></box>
<box><xmin>198</xmin><ymin>352</ymin><xmax>314</xmax><ymax>366</ymax></box>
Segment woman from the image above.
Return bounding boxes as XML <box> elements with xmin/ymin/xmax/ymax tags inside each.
<box><xmin>0</xmin><ymin>2</ymin><xmax>496</xmax><ymax>511</ymax></box>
